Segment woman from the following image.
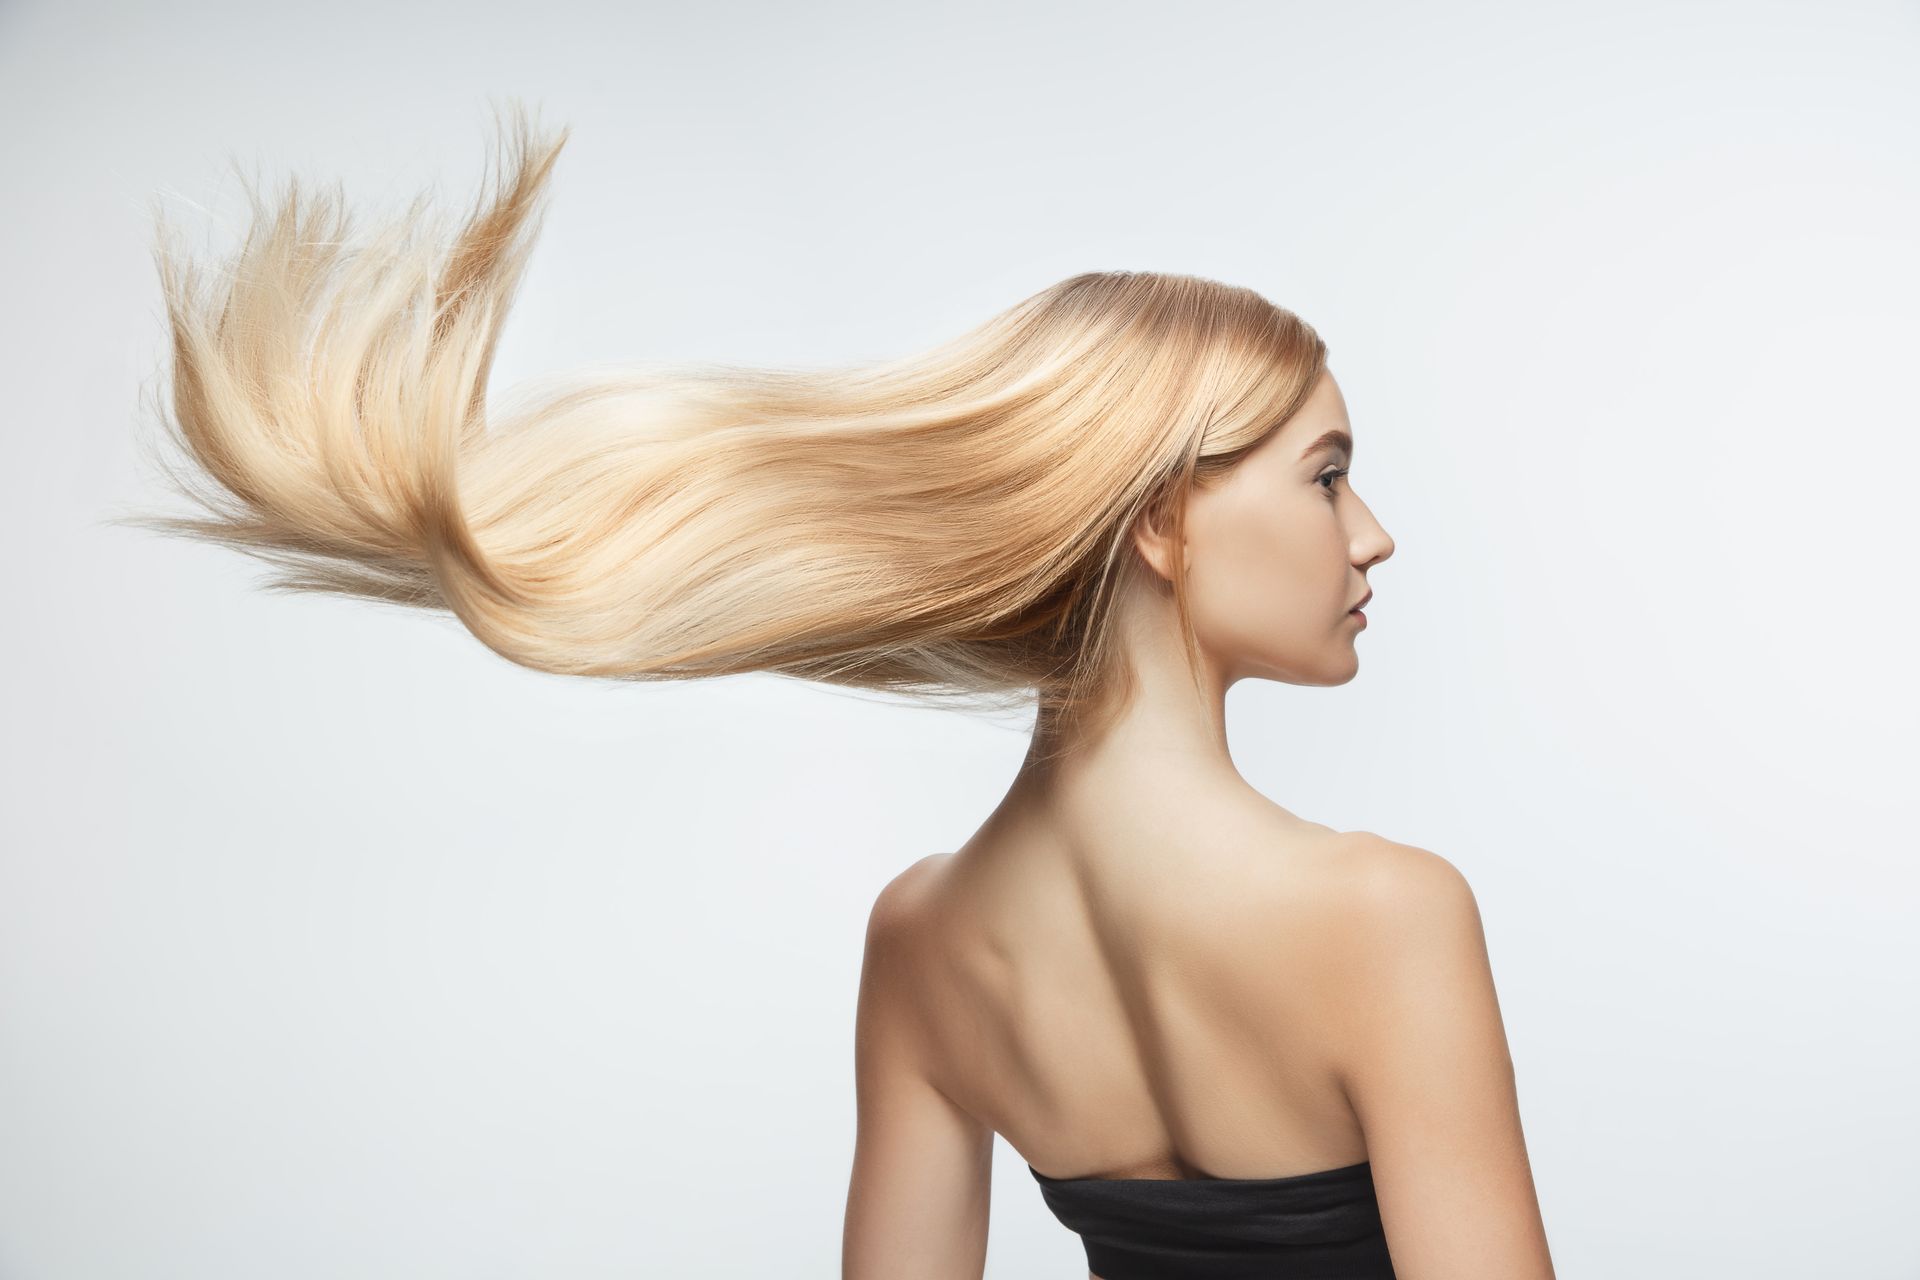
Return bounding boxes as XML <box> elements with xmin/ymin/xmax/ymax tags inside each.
<box><xmin>128</xmin><ymin>104</ymin><xmax>1555</xmax><ymax>1279</ymax></box>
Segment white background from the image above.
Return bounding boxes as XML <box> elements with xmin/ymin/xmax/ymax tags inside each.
<box><xmin>2</xmin><ymin>1</ymin><xmax>1915</xmax><ymax>1276</ymax></box>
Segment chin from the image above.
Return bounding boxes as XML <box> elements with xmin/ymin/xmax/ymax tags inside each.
<box><xmin>1316</xmin><ymin>644</ymin><xmax>1364</xmax><ymax>686</ymax></box>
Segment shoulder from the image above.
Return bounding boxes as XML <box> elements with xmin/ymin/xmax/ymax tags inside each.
<box><xmin>1194</xmin><ymin>827</ymin><xmax>1492</xmax><ymax>1031</ymax></box>
<box><xmin>858</xmin><ymin>852</ymin><xmax>954</xmax><ymax>985</ymax></box>
<box><xmin>864</xmin><ymin>852</ymin><xmax>950</xmax><ymax>935</ymax></box>
<box><xmin>1277</xmin><ymin>829</ymin><xmax>1492</xmax><ymax>997</ymax></box>
<box><xmin>853</xmin><ymin>855</ymin><xmax>959</xmax><ymax>1078</ymax></box>
<box><xmin>1295</xmin><ymin>838</ymin><xmax>1550</xmax><ymax>1272</ymax></box>
<box><xmin>1183</xmin><ymin>818</ymin><xmax>1472</xmax><ymax>934</ymax></box>
<box><xmin>1318</xmin><ymin>830</ymin><xmax>1481</xmax><ymax>929</ymax></box>
<box><xmin>1305</xmin><ymin>832</ymin><xmax>1511</xmax><ymax>1076</ymax></box>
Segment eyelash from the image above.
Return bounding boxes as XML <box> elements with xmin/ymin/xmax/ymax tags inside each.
<box><xmin>1317</xmin><ymin>467</ymin><xmax>1350</xmax><ymax>494</ymax></box>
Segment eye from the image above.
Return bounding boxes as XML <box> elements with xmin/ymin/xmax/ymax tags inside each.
<box><xmin>1316</xmin><ymin>466</ymin><xmax>1350</xmax><ymax>494</ymax></box>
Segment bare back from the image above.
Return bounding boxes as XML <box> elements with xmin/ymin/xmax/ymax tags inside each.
<box><xmin>884</xmin><ymin>786</ymin><xmax>1375</xmax><ymax>1183</ymax></box>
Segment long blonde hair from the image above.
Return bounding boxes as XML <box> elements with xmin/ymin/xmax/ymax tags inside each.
<box><xmin>120</xmin><ymin>101</ymin><xmax>1328</xmax><ymax>752</ymax></box>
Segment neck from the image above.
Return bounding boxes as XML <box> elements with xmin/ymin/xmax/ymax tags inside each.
<box><xmin>996</xmin><ymin>581</ymin><xmax>1257</xmax><ymax>844</ymax></box>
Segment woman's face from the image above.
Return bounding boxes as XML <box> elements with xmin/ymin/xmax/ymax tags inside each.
<box><xmin>1169</xmin><ymin>368</ymin><xmax>1394</xmax><ymax>688</ymax></box>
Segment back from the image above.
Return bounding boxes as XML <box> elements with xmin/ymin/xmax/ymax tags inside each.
<box><xmin>881</xmin><ymin>789</ymin><xmax>1553</xmax><ymax>1279</ymax></box>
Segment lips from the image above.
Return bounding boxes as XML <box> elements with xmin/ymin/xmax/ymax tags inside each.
<box><xmin>1350</xmin><ymin>590</ymin><xmax>1372</xmax><ymax>612</ymax></box>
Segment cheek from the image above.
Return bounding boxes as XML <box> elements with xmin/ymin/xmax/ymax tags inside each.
<box><xmin>1184</xmin><ymin>504</ymin><xmax>1347</xmax><ymax>638</ymax></box>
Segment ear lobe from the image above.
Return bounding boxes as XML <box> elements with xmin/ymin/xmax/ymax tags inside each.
<box><xmin>1131</xmin><ymin>503</ymin><xmax>1185</xmax><ymax>583</ymax></box>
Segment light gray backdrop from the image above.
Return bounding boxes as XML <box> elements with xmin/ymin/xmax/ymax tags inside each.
<box><xmin>2</xmin><ymin>1</ymin><xmax>1915</xmax><ymax>1276</ymax></box>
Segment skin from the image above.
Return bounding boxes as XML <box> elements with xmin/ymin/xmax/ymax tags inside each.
<box><xmin>843</xmin><ymin>368</ymin><xmax>1556</xmax><ymax>1280</ymax></box>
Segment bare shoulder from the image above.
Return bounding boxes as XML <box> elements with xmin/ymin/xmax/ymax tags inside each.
<box><xmin>1301</xmin><ymin>831</ymin><xmax>1497</xmax><ymax>1038</ymax></box>
<box><xmin>1196</xmin><ymin>827</ymin><xmax>1499</xmax><ymax>1078</ymax></box>
<box><xmin>853</xmin><ymin>855</ymin><xmax>955</xmax><ymax>1067</ymax></box>
<box><xmin>1305</xmin><ymin>834</ymin><xmax>1555</xmax><ymax>1275</ymax></box>
<box><xmin>859</xmin><ymin>852</ymin><xmax>954</xmax><ymax>972</ymax></box>
<box><xmin>1169</xmin><ymin>823</ymin><xmax>1424</xmax><ymax>1013</ymax></box>
<box><xmin>1316</xmin><ymin>830</ymin><xmax>1482</xmax><ymax>931</ymax></box>
<box><xmin>1199</xmin><ymin>822</ymin><xmax>1472</xmax><ymax>934</ymax></box>
<box><xmin>866</xmin><ymin>852</ymin><xmax>950</xmax><ymax>923</ymax></box>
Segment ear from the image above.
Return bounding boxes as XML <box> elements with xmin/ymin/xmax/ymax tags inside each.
<box><xmin>1130</xmin><ymin>494</ymin><xmax>1190</xmax><ymax>584</ymax></box>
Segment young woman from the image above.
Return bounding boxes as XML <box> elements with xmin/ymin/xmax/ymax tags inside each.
<box><xmin>128</xmin><ymin>104</ymin><xmax>1554</xmax><ymax>1280</ymax></box>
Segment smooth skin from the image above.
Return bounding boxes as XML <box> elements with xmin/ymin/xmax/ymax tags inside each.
<box><xmin>842</xmin><ymin>369</ymin><xmax>1555</xmax><ymax>1280</ymax></box>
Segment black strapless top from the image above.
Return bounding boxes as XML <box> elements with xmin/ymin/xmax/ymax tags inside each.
<box><xmin>1027</xmin><ymin>1159</ymin><xmax>1396</xmax><ymax>1280</ymax></box>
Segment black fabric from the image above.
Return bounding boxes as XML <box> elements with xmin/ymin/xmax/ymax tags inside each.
<box><xmin>1027</xmin><ymin>1159</ymin><xmax>1397</xmax><ymax>1280</ymax></box>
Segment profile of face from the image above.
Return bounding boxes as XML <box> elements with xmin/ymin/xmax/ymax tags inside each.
<box><xmin>1134</xmin><ymin>368</ymin><xmax>1394</xmax><ymax>688</ymax></box>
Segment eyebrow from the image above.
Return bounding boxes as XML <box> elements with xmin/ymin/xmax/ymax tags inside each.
<box><xmin>1298</xmin><ymin>428</ymin><xmax>1353</xmax><ymax>462</ymax></box>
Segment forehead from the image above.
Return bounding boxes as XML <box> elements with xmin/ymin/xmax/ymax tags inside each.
<box><xmin>1267</xmin><ymin>369</ymin><xmax>1352</xmax><ymax>460</ymax></box>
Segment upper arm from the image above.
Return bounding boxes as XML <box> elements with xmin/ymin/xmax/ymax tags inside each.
<box><xmin>1326</xmin><ymin>837</ymin><xmax>1556</xmax><ymax>1280</ymax></box>
<box><xmin>842</xmin><ymin>857</ymin><xmax>992</xmax><ymax>1280</ymax></box>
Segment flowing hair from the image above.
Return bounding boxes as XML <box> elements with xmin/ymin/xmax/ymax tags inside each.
<box><xmin>116</xmin><ymin>99</ymin><xmax>1328</xmax><ymax>757</ymax></box>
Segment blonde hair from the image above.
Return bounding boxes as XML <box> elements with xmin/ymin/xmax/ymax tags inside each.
<box><xmin>120</xmin><ymin>101</ymin><xmax>1328</xmax><ymax>754</ymax></box>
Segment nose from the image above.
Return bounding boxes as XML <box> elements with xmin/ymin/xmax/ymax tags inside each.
<box><xmin>1352</xmin><ymin>504</ymin><xmax>1393</xmax><ymax>569</ymax></box>
<box><xmin>1363</xmin><ymin>527</ymin><xmax>1394</xmax><ymax>568</ymax></box>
